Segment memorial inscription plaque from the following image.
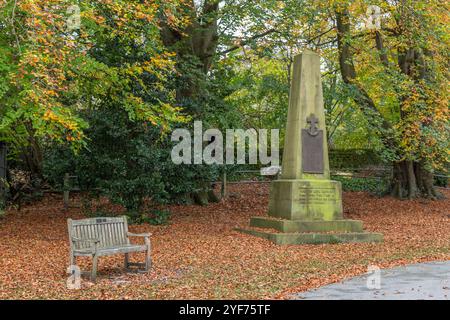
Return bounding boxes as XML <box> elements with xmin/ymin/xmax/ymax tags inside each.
<box><xmin>302</xmin><ymin>114</ymin><xmax>324</xmax><ymax>174</ymax></box>
<box><xmin>298</xmin><ymin>187</ymin><xmax>338</xmax><ymax>205</ymax></box>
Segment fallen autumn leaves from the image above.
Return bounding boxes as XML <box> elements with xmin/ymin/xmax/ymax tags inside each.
<box><xmin>0</xmin><ymin>184</ymin><xmax>449</xmax><ymax>299</ymax></box>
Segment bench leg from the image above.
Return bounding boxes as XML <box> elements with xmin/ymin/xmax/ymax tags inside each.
<box><xmin>145</xmin><ymin>250</ymin><xmax>151</xmax><ymax>271</ymax></box>
<box><xmin>145</xmin><ymin>240</ymin><xmax>152</xmax><ymax>272</ymax></box>
<box><xmin>69</xmin><ymin>253</ymin><xmax>76</xmax><ymax>267</ymax></box>
<box><xmin>124</xmin><ymin>253</ymin><xmax>129</xmax><ymax>270</ymax></box>
<box><xmin>91</xmin><ymin>254</ymin><xmax>99</xmax><ymax>282</ymax></box>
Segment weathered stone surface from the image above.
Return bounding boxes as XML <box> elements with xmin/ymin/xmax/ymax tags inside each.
<box><xmin>268</xmin><ymin>179</ymin><xmax>343</xmax><ymax>221</ymax></box>
<box><xmin>280</xmin><ymin>50</ymin><xmax>330</xmax><ymax>180</ymax></box>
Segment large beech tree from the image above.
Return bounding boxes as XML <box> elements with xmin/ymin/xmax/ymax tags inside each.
<box><xmin>0</xmin><ymin>0</ymin><xmax>184</xmax><ymax>175</ymax></box>
<box><xmin>333</xmin><ymin>1</ymin><xmax>449</xmax><ymax>199</ymax></box>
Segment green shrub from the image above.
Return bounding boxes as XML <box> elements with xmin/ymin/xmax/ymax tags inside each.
<box><xmin>332</xmin><ymin>175</ymin><xmax>388</xmax><ymax>195</ymax></box>
<box><xmin>329</xmin><ymin>149</ymin><xmax>385</xmax><ymax>169</ymax></box>
<box><xmin>43</xmin><ymin>106</ymin><xmax>221</xmax><ymax>221</ymax></box>
<box><xmin>81</xmin><ymin>196</ymin><xmax>115</xmax><ymax>218</ymax></box>
<box><xmin>434</xmin><ymin>173</ymin><xmax>448</xmax><ymax>188</ymax></box>
<box><xmin>0</xmin><ymin>198</ymin><xmax>5</xmax><ymax>219</ymax></box>
<box><xmin>128</xmin><ymin>209</ymin><xmax>171</xmax><ymax>225</ymax></box>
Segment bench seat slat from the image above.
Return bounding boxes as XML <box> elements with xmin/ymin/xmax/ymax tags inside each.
<box><xmin>73</xmin><ymin>244</ymin><xmax>147</xmax><ymax>257</ymax></box>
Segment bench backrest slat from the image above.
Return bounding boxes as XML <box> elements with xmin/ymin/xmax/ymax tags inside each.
<box><xmin>68</xmin><ymin>217</ymin><xmax>129</xmax><ymax>250</ymax></box>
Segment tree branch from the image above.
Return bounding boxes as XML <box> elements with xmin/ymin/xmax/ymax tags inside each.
<box><xmin>335</xmin><ymin>7</ymin><xmax>395</xmax><ymax>148</ymax></box>
<box><xmin>375</xmin><ymin>31</ymin><xmax>389</xmax><ymax>67</ymax></box>
<box><xmin>217</xmin><ymin>28</ymin><xmax>278</xmax><ymax>56</ymax></box>
<box><xmin>11</xmin><ymin>0</ymin><xmax>21</xmax><ymax>55</ymax></box>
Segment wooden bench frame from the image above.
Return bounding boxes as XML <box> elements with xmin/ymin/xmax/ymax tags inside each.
<box><xmin>67</xmin><ymin>216</ymin><xmax>151</xmax><ymax>281</ymax></box>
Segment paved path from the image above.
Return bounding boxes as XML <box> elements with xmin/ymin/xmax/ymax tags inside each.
<box><xmin>294</xmin><ymin>261</ymin><xmax>450</xmax><ymax>300</ymax></box>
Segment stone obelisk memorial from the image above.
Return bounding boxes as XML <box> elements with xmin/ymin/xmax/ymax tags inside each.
<box><xmin>239</xmin><ymin>50</ymin><xmax>383</xmax><ymax>244</ymax></box>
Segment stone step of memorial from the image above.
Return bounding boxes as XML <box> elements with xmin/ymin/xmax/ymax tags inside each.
<box><xmin>237</xmin><ymin>227</ymin><xmax>383</xmax><ymax>245</ymax></box>
<box><xmin>249</xmin><ymin>217</ymin><xmax>364</xmax><ymax>233</ymax></box>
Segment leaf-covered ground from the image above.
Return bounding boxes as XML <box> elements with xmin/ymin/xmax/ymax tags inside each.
<box><xmin>0</xmin><ymin>185</ymin><xmax>449</xmax><ymax>299</ymax></box>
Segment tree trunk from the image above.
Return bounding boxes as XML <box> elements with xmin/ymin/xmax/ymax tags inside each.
<box><xmin>335</xmin><ymin>8</ymin><xmax>395</xmax><ymax>149</ymax></box>
<box><xmin>391</xmin><ymin>161</ymin><xmax>439</xmax><ymax>199</ymax></box>
<box><xmin>20</xmin><ymin>122</ymin><xmax>44</xmax><ymax>178</ymax></box>
<box><xmin>159</xmin><ymin>2</ymin><xmax>221</xmax><ymax>205</ymax></box>
<box><xmin>335</xmin><ymin>6</ymin><xmax>439</xmax><ymax>200</ymax></box>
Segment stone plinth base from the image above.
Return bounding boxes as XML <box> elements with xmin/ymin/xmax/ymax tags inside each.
<box><xmin>237</xmin><ymin>227</ymin><xmax>383</xmax><ymax>245</ymax></box>
<box><xmin>268</xmin><ymin>179</ymin><xmax>343</xmax><ymax>221</ymax></box>
<box><xmin>239</xmin><ymin>178</ymin><xmax>383</xmax><ymax>245</ymax></box>
<box><xmin>250</xmin><ymin>216</ymin><xmax>363</xmax><ymax>233</ymax></box>
<box><xmin>236</xmin><ymin>216</ymin><xmax>383</xmax><ymax>245</ymax></box>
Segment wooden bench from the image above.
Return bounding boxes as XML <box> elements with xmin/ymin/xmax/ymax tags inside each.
<box><xmin>67</xmin><ymin>216</ymin><xmax>151</xmax><ymax>281</ymax></box>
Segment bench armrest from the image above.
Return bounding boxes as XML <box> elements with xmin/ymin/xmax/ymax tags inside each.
<box><xmin>127</xmin><ymin>232</ymin><xmax>151</xmax><ymax>248</ymax></box>
<box><xmin>127</xmin><ymin>232</ymin><xmax>152</xmax><ymax>238</ymax></box>
<box><xmin>71</xmin><ymin>237</ymin><xmax>100</xmax><ymax>254</ymax></box>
